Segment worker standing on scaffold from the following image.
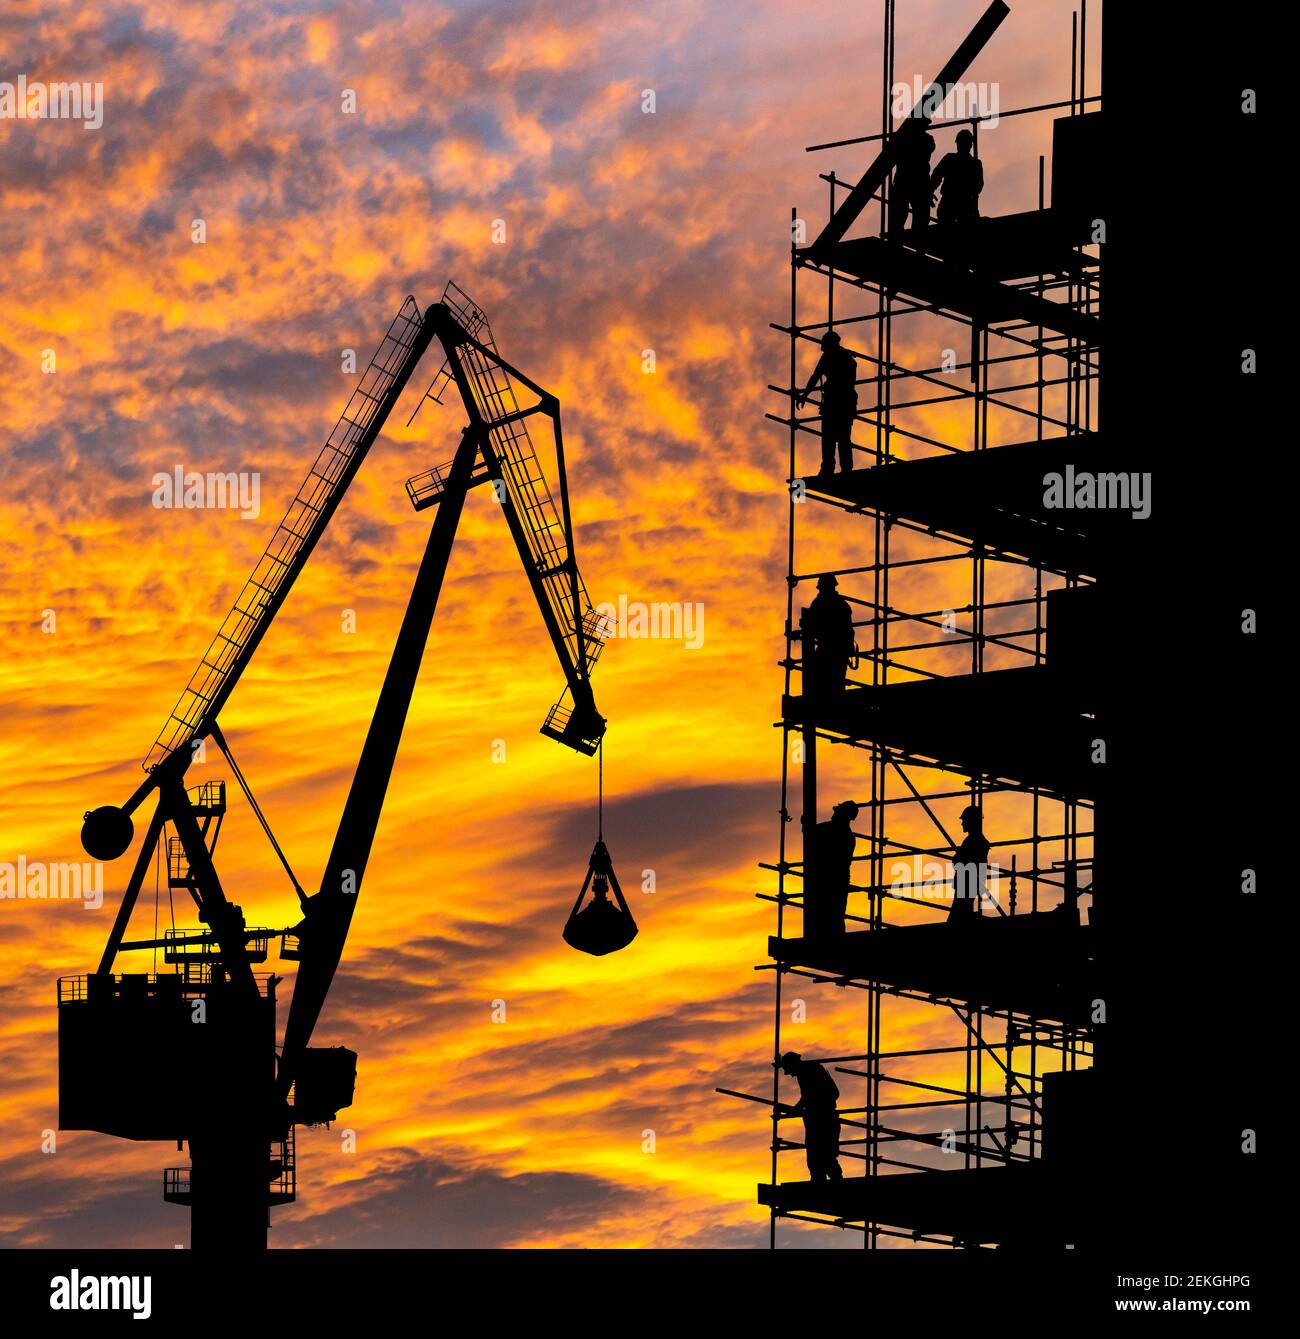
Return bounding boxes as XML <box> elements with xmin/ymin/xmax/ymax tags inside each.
<box><xmin>801</xmin><ymin>800</ymin><xmax>859</xmax><ymax>939</ymax></box>
<box><xmin>779</xmin><ymin>1051</ymin><xmax>843</xmax><ymax>1183</ymax></box>
<box><xmin>801</xmin><ymin>573</ymin><xmax>856</xmax><ymax>701</ymax></box>
<box><xmin>931</xmin><ymin>127</ymin><xmax>984</xmax><ymax>225</ymax></box>
<box><xmin>948</xmin><ymin>803</ymin><xmax>993</xmax><ymax>922</ymax></box>
<box><xmin>796</xmin><ymin>331</ymin><xmax>858</xmax><ymax>478</ymax></box>
<box><xmin>889</xmin><ymin>123</ymin><xmax>938</xmax><ymax>232</ymax></box>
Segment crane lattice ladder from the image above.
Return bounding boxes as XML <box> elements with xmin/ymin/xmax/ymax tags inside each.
<box><xmin>144</xmin><ymin>298</ymin><xmax>428</xmax><ymax>771</ymax></box>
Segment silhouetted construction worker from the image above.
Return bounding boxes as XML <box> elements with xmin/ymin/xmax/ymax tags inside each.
<box><xmin>948</xmin><ymin>803</ymin><xmax>992</xmax><ymax>922</ymax></box>
<box><xmin>802</xmin><ymin>800</ymin><xmax>859</xmax><ymax>939</ymax></box>
<box><xmin>779</xmin><ymin>1052</ymin><xmax>842</xmax><ymax>1182</ymax></box>
<box><xmin>796</xmin><ymin>331</ymin><xmax>857</xmax><ymax>477</ymax></box>
<box><xmin>931</xmin><ymin>128</ymin><xmax>984</xmax><ymax>226</ymax></box>
<box><xmin>888</xmin><ymin>125</ymin><xmax>937</xmax><ymax>233</ymax></box>
<box><xmin>802</xmin><ymin>573</ymin><xmax>855</xmax><ymax>700</ymax></box>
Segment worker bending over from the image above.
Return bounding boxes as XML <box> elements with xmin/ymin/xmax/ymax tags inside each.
<box><xmin>780</xmin><ymin>1052</ymin><xmax>843</xmax><ymax>1183</ymax></box>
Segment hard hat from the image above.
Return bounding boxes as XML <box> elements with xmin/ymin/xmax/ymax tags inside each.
<box><xmin>779</xmin><ymin>1051</ymin><xmax>802</xmax><ymax>1069</ymax></box>
<box><xmin>816</xmin><ymin>573</ymin><xmax>839</xmax><ymax>589</ymax></box>
<box><xmin>820</xmin><ymin>331</ymin><xmax>841</xmax><ymax>347</ymax></box>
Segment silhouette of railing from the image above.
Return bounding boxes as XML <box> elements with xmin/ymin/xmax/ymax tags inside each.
<box><xmin>268</xmin><ymin>1124</ymin><xmax>296</xmax><ymax>1203</ymax></box>
<box><xmin>163</xmin><ymin>1125</ymin><xmax>294</xmax><ymax>1206</ymax></box>
<box><xmin>405</xmin><ymin>454</ymin><xmax>493</xmax><ymax>508</ymax></box>
<box><xmin>58</xmin><ymin>970</ymin><xmax>276</xmax><ymax>1004</ymax></box>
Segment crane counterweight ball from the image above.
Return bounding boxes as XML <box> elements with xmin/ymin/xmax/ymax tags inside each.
<box><xmin>81</xmin><ymin>806</ymin><xmax>134</xmax><ymax>861</ymax></box>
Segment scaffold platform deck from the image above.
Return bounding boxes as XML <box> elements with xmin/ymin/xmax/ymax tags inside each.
<box><xmin>883</xmin><ymin>208</ymin><xmax>1096</xmax><ymax>280</ymax></box>
<box><xmin>802</xmin><ymin>434</ymin><xmax>1136</xmax><ymax>576</ymax></box>
<box><xmin>770</xmin><ymin>907</ymin><xmax>1093</xmax><ymax>1023</ymax></box>
<box><xmin>759</xmin><ymin>1163</ymin><xmax>1074</xmax><ymax>1246</ymax></box>
<box><xmin>783</xmin><ymin>667</ymin><xmax>1097</xmax><ymax>800</ymax></box>
<box><xmin>806</xmin><ymin>230</ymin><xmax>1101</xmax><ymax>344</ymax></box>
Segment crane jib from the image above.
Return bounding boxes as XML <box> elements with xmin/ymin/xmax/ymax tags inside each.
<box><xmin>142</xmin><ymin>297</ymin><xmax>437</xmax><ymax>772</ymax></box>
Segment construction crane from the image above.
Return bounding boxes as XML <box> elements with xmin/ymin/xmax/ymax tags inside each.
<box><xmin>59</xmin><ymin>283</ymin><xmax>622</xmax><ymax>1249</ymax></box>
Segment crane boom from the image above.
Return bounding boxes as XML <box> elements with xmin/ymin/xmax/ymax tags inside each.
<box><xmin>143</xmin><ymin>297</ymin><xmax>435</xmax><ymax>772</ymax></box>
<box><xmin>277</xmin><ymin>292</ymin><xmax>609</xmax><ymax>1091</ymax></box>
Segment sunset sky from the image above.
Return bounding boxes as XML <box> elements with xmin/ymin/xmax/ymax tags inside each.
<box><xmin>0</xmin><ymin>0</ymin><xmax>1096</xmax><ymax>1247</ymax></box>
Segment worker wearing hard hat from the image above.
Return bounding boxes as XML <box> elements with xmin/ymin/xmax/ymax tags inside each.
<box><xmin>931</xmin><ymin>127</ymin><xmax>984</xmax><ymax>226</ymax></box>
<box><xmin>796</xmin><ymin>330</ymin><xmax>858</xmax><ymax>478</ymax></box>
<box><xmin>801</xmin><ymin>573</ymin><xmax>856</xmax><ymax>700</ymax></box>
<box><xmin>779</xmin><ymin>1051</ymin><xmax>843</xmax><ymax>1183</ymax></box>
<box><xmin>802</xmin><ymin>800</ymin><xmax>860</xmax><ymax>940</ymax></box>
<box><xmin>948</xmin><ymin>803</ymin><xmax>993</xmax><ymax>921</ymax></box>
<box><xmin>889</xmin><ymin>123</ymin><xmax>938</xmax><ymax>232</ymax></box>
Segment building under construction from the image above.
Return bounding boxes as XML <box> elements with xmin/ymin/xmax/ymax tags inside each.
<box><xmin>735</xmin><ymin>0</ymin><xmax>1264</xmax><ymax>1251</ymax></box>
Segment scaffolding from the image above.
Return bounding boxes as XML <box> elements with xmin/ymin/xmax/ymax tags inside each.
<box><xmin>737</xmin><ymin>0</ymin><xmax>1105</xmax><ymax>1249</ymax></box>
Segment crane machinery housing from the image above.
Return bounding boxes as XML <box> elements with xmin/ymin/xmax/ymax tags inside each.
<box><xmin>60</xmin><ymin>283</ymin><xmax>614</xmax><ymax>1249</ymax></box>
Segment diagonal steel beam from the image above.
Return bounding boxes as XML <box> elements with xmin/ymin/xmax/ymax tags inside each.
<box><xmin>809</xmin><ymin>0</ymin><xmax>1010</xmax><ymax>252</ymax></box>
